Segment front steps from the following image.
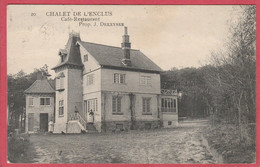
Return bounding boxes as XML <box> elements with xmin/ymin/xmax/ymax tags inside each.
<box><xmin>67</xmin><ymin>120</ymin><xmax>87</xmax><ymax>133</ymax></box>
<box><xmin>86</xmin><ymin>123</ymin><xmax>98</xmax><ymax>133</ymax></box>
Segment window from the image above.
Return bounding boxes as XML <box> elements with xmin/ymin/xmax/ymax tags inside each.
<box><xmin>40</xmin><ymin>98</ymin><xmax>50</xmax><ymax>105</ymax></box>
<box><xmin>86</xmin><ymin>99</ymin><xmax>98</xmax><ymax>112</ymax></box>
<box><xmin>61</xmin><ymin>55</ymin><xmax>65</xmax><ymax>62</ymax></box>
<box><xmin>168</xmin><ymin>121</ymin><xmax>172</xmax><ymax>125</ymax></box>
<box><xmin>56</xmin><ymin>72</ymin><xmax>65</xmax><ymax>91</ymax></box>
<box><xmin>140</xmin><ymin>76</ymin><xmax>151</xmax><ymax>85</ymax></box>
<box><xmin>142</xmin><ymin>98</ymin><xmax>151</xmax><ymax>114</ymax></box>
<box><xmin>29</xmin><ymin>98</ymin><xmax>33</xmax><ymax>106</ymax></box>
<box><xmin>84</xmin><ymin>54</ymin><xmax>88</xmax><ymax>62</ymax></box>
<box><xmin>112</xmin><ymin>96</ymin><xmax>122</xmax><ymax>114</ymax></box>
<box><xmin>162</xmin><ymin>98</ymin><xmax>176</xmax><ymax>112</ymax></box>
<box><xmin>114</xmin><ymin>73</ymin><xmax>125</xmax><ymax>84</ymax></box>
<box><xmin>59</xmin><ymin>100</ymin><xmax>64</xmax><ymax>116</ymax></box>
<box><xmin>87</xmin><ymin>74</ymin><xmax>94</xmax><ymax>85</ymax></box>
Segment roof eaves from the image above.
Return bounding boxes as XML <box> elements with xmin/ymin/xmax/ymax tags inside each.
<box><xmin>24</xmin><ymin>80</ymin><xmax>38</xmax><ymax>94</ymax></box>
<box><xmin>101</xmin><ymin>65</ymin><xmax>162</xmax><ymax>74</ymax></box>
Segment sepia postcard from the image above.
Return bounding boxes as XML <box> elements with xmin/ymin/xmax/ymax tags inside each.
<box><xmin>3</xmin><ymin>3</ymin><xmax>258</xmax><ymax>166</ymax></box>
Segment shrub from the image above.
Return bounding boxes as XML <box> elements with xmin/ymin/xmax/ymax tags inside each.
<box><xmin>7</xmin><ymin>134</ymin><xmax>31</xmax><ymax>163</ymax></box>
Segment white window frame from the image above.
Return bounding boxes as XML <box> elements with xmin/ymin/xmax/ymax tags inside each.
<box><xmin>86</xmin><ymin>98</ymin><xmax>98</xmax><ymax>112</ymax></box>
<box><xmin>142</xmin><ymin>98</ymin><xmax>151</xmax><ymax>114</ymax></box>
<box><xmin>29</xmin><ymin>97</ymin><xmax>34</xmax><ymax>106</ymax></box>
<box><xmin>40</xmin><ymin>97</ymin><xmax>51</xmax><ymax>106</ymax></box>
<box><xmin>114</xmin><ymin>73</ymin><xmax>125</xmax><ymax>84</ymax></box>
<box><xmin>140</xmin><ymin>76</ymin><xmax>152</xmax><ymax>86</ymax></box>
<box><xmin>59</xmin><ymin>100</ymin><xmax>64</xmax><ymax>116</ymax></box>
<box><xmin>112</xmin><ymin>96</ymin><xmax>122</xmax><ymax>114</ymax></box>
<box><xmin>87</xmin><ymin>74</ymin><xmax>94</xmax><ymax>86</ymax></box>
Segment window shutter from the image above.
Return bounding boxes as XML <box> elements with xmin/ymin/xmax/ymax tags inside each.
<box><xmin>46</xmin><ymin>98</ymin><xmax>50</xmax><ymax>105</ymax></box>
<box><xmin>117</xmin><ymin>97</ymin><xmax>121</xmax><ymax>112</ymax></box>
<box><xmin>29</xmin><ymin>98</ymin><xmax>33</xmax><ymax>105</ymax></box>
<box><xmin>112</xmin><ymin>97</ymin><xmax>117</xmax><ymax>113</ymax></box>
<box><xmin>40</xmin><ymin>98</ymin><xmax>44</xmax><ymax>105</ymax></box>
<box><xmin>120</xmin><ymin>74</ymin><xmax>125</xmax><ymax>83</ymax></box>
<box><xmin>142</xmin><ymin>98</ymin><xmax>146</xmax><ymax>113</ymax></box>
<box><xmin>146</xmin><ymin>77</ymin><xmax>151</xmax><ymax>85</ymax></box>
<box><xmin>147</xmin><ymin>99</ymin><xmax>151</xmax><ymax>112</ymax></box>
<box><xmin>60</xmin><ymin>78</ymin><xmax>64</xmax><ymax>89</ymax></box>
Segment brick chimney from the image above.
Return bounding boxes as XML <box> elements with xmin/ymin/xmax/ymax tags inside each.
<box><xmin>121</xmin><ymin>27</ymin><xmax>131</xmax><ymax>66</ymax></box>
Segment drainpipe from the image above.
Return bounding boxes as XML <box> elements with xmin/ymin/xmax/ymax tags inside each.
<box><xmin>129</xmin><ymin>93</ymin><xmax>135</xmax><ymax>130</ymax></box>
<box><xmin>66</xmin><ymin>122</ymin><xmax>68</xmax><ymax>133</ymax></box>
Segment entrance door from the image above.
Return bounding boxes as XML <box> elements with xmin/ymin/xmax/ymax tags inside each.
<box><xmin>40</xmin><ymin>113</ymin><xmax>48</xmax><ymax>132</ymax></box>
<box><xmin>84</xmin><ymin>99</ymin><xmax>97</xmax><ymax>123</ymax></box>
<box><xmin>28</xmin><ymin>113</ymin><xmax>34</xmax><ymax>131</ymax></box>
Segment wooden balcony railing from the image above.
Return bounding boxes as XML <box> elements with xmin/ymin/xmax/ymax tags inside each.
<box><xmin>161</xmin><ymin>89</ymin><xmax>178</xmax><ymax>96</ymax></box>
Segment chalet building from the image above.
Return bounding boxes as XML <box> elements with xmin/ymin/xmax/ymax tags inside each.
<box><xmin>24</xmin><ymin>76</ymin><xmax>55</xmax><ymax>133</ymax></box>
<box><xmin>25</xmin><ymin>27</ymin><xmax>179</xmax><ymax>133</ymax></box>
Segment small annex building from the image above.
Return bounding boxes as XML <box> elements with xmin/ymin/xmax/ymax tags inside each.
<box><xmin>24</xmin><ymin>76</ymin><xmax>55</xmax><ymax>133</ymax></box>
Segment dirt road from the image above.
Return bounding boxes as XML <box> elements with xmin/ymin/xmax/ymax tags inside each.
<box><xmin>29</xmin><ymin>120</ymin><xmax>216</xmax><ymax>164</ymax></box>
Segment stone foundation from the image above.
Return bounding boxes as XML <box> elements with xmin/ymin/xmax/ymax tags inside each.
<box><xmin>102</xmin><ymin>120</ymin><xmax>161</xmax><ymax>132</ymax></box>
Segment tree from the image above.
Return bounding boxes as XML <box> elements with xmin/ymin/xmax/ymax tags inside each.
<box><xmin>207</xmin><ymin>5</ymin><xmax>256</xmax><ymax>142</ymax></box>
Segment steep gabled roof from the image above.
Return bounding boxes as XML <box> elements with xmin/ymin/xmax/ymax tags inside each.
<box><xmin>52</xmin><ymin>34</ymin><xmax>83</xmax><ymax>70</ymax></box>
<box><xmin>24</xmin><ymin>79</ymin><xmax>55</xmax><ymax>94</ymax></box>
<box><xmin>78</xmin><ymin>41</ymin><xmax>162</xmax><ymax>72</ymax></box>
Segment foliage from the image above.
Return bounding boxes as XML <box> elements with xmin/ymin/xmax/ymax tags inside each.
<box><xmin>204</xmin><ymin>124</ymin><xmax>256</xmax><ymax>163</ymax></box>
<box><xmin>207</xmin><ymin>5</ymin><xmax>256</xmax><ymax>146</ymax></box>
<box><xmin>161</xmin><ymin>66</ymin><xmax>214</xmax><ymax>117</ymax></box>
<box><xmin>7</xmin><ymin>134</ymin><xmax>33</xmax><ymax>163</ymax></box>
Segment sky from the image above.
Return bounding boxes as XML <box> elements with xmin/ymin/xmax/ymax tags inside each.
<box><xmin>7</xmin><ymin>5</ymin><xmax>241</xmax><ymax>77</ymax></box>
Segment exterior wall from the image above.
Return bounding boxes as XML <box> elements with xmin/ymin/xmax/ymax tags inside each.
<box><xmin>25</xmin><ymin>94</ymin><xmax>55</xmax><ymax>133</ymax></box>
<box><xmin>54</xmin><ymin>68</ymin><xmax>68</xmax><ymax>133</ymax></box>
<box><xmin>79</xmin><ymin>45</ymin><xmax>100</xmax><ymax>73</ymax></box>
<box><xmin>101</xmin><ymin>69</ymin><xmax>161</xmax><ymax>94</ymax></box>
<box><xmin>68</xmin><ymin>68</ymin><xmax>83</xmax><ymax>120</ymax></box>
<box><xmin>101</xmin><ymin>92</ymin><xmax>160</xmax><ymax>132</ymax></box>
<box><xmin>162</xmin><ymin>113</ymin><xmax>178</xmax><ymax>127</ymax></box>
<box><xmin>83</xmin><ymin>69</ymin><xmax>101</xmax><ymax>94</ymax></box>
<box><xmin>99</xmin><ymin>68</ymin><xmax>161</xmax><ymax>132</ymax></box>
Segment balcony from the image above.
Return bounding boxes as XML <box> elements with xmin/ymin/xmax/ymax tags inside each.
<box><xmin>161</xmin><ymin>89</ymin><xmax>178</xmax><ymax>96</ymax></box>
<box><xmin>162</xmin><ymin>107</ymin><xmax>177</xmax><ymax>113</ymax></box>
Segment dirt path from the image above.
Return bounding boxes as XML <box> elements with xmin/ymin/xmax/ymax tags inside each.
<box><xmin>29</xmin><ymin>120</ymin><xmax>217</xmax><ymax>164</ymax></box>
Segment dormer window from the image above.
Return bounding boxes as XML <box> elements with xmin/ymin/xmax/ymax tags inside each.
<box><xmin>61</xmin><ymin>55</ymin><xmax>65</xmax><ymax>62</ymax></box>
<box><xmin>84</xmin><ymin>54</ymin><xmax>88</xmax><ymax>62</ymax></box>
<box><xmin>59</xmin><ymin>49</ymin><xmax>67</xmax><ymax>63</ymax></box>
